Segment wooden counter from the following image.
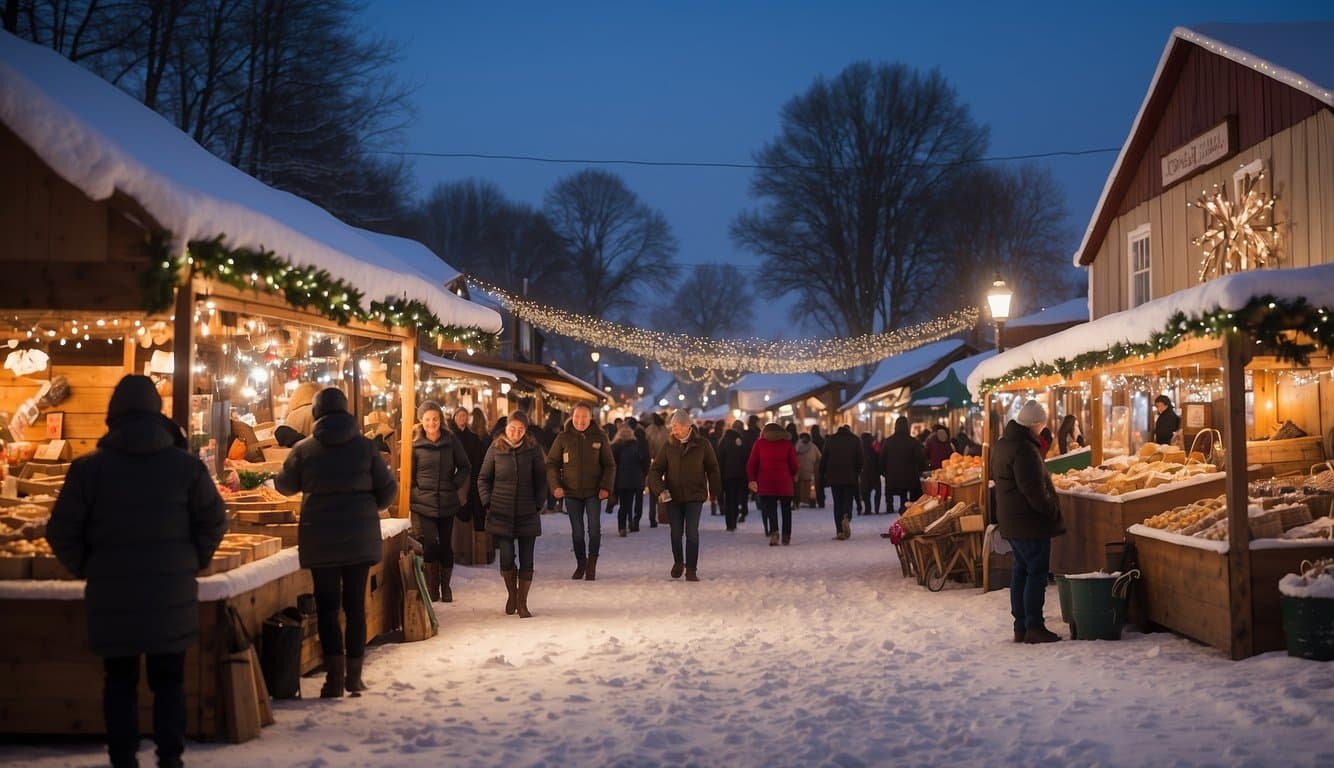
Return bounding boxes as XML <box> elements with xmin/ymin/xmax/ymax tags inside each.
<box><xmin>1051</xmin><ymin>475</ymin><xmax>1227</xmax><ymax>574</ymax></box>
<box><xmin>0</xmin><ymin>524</ymin><xmax>406</xmax><ymax>739</ymax></box>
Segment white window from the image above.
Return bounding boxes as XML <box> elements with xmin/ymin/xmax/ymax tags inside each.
<box><xmin>1128</xmin><ymin>224</ymin><xmax>1151</xmax><ymax>307</ymax></box>
<box><xmin>1232</xmin><ymin>158</ymin><xmax>1265</xmax><ymax>199</ymax></box>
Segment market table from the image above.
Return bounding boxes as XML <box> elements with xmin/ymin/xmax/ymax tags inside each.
<box><xmin>0</xmin><ymin>518</ymin><xmax>409</xmax><ymax>740</ymax></box>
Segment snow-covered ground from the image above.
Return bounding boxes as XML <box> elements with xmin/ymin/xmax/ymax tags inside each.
<box><xmin>6</xmin><ymin>507</ymin><xmax>1333</xmax><ymax>767</ymax></box>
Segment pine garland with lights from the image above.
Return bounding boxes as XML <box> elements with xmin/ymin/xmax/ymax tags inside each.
<box><xmin>143</xmin><ymin>233</ymin><xmax>497</xmax><ymax>349</ymax></box>
<box><xmin>976</xmin><ymin>295</ymin><xmax>1334</xmax><ymax>393</ymax></box>
<box><xmin>471</xmin><ymin>279</ymin><xmax>979</xmax><ymax>374</ymax></box>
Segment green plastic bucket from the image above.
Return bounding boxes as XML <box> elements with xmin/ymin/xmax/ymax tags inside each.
<box><xmin>1055</xmin><ymin>575</ymin><xmax>1077</xmax><ymax>639</ymax></box>
<box><xmin>1067</xmin><ymin>570</ymin><xmax>1139</xmax><ymax>641</ymax></box>
<box><xmin>1280</xmin><ymin>594</ymin><xmax>1334</xmax><ymax>661</ymax></box>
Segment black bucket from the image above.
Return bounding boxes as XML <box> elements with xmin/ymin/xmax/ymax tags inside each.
<box><xmin>261</xmin><ymin>607</ymin><xmax>305</xmax><ymax>699</ymax></box>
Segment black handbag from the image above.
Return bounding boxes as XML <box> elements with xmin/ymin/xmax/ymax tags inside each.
<box><xmin>260</xmin><ymin>608</ymin><xmax>305</xmax><ymax>699</ymax></box>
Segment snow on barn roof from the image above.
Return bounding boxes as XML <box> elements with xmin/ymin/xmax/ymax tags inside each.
<box><xmin>841</xmin><ymin>339</ymin><xmax>966</xmax><ymax>410</ymax></box>
<box><xmin>1072</xmin><ymin>22</ymin><xmax>1334</xmax><ymax>268</ymax></box>
<box><xmin>1003</xmin><ymin>298</ymin><xmax>1089</xmax><ymax>330</ymax></box>
<box><xmin>355</xmin><ymin>229</ymin><xmax>463</xmax><ymax>289</ymax></box>
<box><xmin>0</xmin><ymin>31</ymin><xmax>500</xmax><ymax>333</ymax></box>
<box><xmin>731</xmin><ymin>372</ymin><xmax>837</xmax><ymax>413</ymax></box>
<box><xmin>966</xmin><ymin>264</ymin><xmax>1334</xmax><ymax>397</ymax></box>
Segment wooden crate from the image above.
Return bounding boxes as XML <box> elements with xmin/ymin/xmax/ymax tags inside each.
<box><xmin>228</xmin><ymin>519</ymin><xmax>299</xmax><ymax>547</ymax></box>
<box><xmin>1247</xmin><ymin>436</ymin><xmax>1325</xmax><ymax>477</ymax></box>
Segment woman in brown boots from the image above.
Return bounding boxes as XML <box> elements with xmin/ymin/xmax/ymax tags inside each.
<box><xmin>479</xmin><ymin>410</ymin><xmax>548</xmax><ymax>617</ymax></box>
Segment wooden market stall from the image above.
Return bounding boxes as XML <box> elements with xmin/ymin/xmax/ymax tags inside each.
<box><xmin>0</xmin><ymin>33</ymin><xmax>500</xmax><ymax>737</ymax></box>
<box><xmin>970</xmin><ymin>23</ymin><xmax>1334</xmax><ymax>659</ymax></box>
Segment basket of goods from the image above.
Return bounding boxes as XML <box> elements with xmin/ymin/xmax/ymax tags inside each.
<box><xmin>1278</xmin><ymin>558</ymin><xmax>1334</xmax><ymax>661</ymax></box>
<box><xmin>921</xmin><ymin>501</ymin><xmax>976</xmax><ymax>536</ymax></box>
<box><xmin>898</xmin><ymin>496</ymin><xmax>945</xmax><ymax>535</ymax></box>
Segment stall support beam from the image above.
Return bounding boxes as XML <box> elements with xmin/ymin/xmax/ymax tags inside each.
<box><xmin>397</xmin><ymin>335</ymin><xmax>415</xmax><ymax>518</ymax></box>
<box><xmin>122</xmin><ymin>333</ymin><xmax>136</xmax><ymax>375</ymax></box>
<box><xmin>171</xmin><ymin>285</ymin><xmax>194</xmax><ymax>430</ymax></box>
<box><xmin>1221</xmin><ymin>330</ymin><xmax>1253</xmax><ymax>660</ymax></box>
<box><xmin>1090</xmin><ymin>375</ymin><xmax>1104</xmax><ymax>466</ymax></box>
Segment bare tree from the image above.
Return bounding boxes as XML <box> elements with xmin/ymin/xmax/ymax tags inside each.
<box><xmin>543</xmin><ymin>169</ymin><xmax>680</xmax><ymax>318</ymax></box>
<box><xmin>732</xmin><ymin>62</ymin><xmax>989</xmax><ymax>339</ymax></box>
<box><xmin>931</xmin><ymin>163</ymin><xmax>1077</xmax><ymax>316</ymax></box>
<box><xmin>653</xmin><ymin>264</ymin><xmax>754</xmax><ymax>339</ymax></box>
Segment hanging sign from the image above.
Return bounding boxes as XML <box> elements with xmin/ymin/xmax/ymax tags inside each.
<box><xmin>1161</xmin><ymin>119</ymin><xmax>1235</xmax><ymax>188</ymax></box>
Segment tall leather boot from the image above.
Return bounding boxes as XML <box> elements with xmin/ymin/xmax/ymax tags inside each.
<box><xmin>571</xmin><ymin>558</ymin><xmax>586</xmax><ymax>580</ymax></box>
<box><xmin>345</xmin><ymin>655</ymin><xmax>366</xmax><ymax>694</ymax></box>
<box><xmin>584</xmin><ymin>555</ymin><xmax>598</xmax><ymax>581</ymax></box>
<box><xmin>440</xmin><ymin>568</ymin><xmax>453</xmax><ymax>603</ymax></box>
<box><xmin>501</xmin><ymin>569</ymin><xmax>518</xmax><ymax>615</ymax></box>
<box><xmin>424</xmin><ymin>562</ymin><xmax>442</xmax><ymax>602</ymax></box>
<box><xmin>320</xmin><ymin>654</ymin><xmax>345</xmax><ymax>698</ymax></box>
<box><xmin>516</xmin><ymin>572</ymin><xmax>534</xmax><ymax>618</ymax></box>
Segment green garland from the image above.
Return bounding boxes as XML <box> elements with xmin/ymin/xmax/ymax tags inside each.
<box><xmin>977</xmin><ymin>295</ymin><xmax>1334</xmax><ymax>393</ymax></box>
<box><xmin>142</xmin><ymin>233</ymin><xmax>497</xmax><ymax>350</ymax></box>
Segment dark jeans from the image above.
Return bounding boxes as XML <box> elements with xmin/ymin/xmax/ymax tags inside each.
<box><xmin>885</xmin><ymin>485</ymin><xmax>921</xmax><ymax>514</ymax></box>
<box><xmin>666</xmin><ymin>500</ymin><xmax>702</xmax><ymax>568</ymax></box>
<box><xmin>564</xmin><ymin>495</ymin><xmax>602</xmax><ymax>560</ymax></box>
<box><xmin>103</xmin><ymin>653</ymin><xmax>186</xmax><ymax>768</ymax></box>
<box><xmin>758</xmin><ymin>495</ymin><xmax>792</xmax><ymax>540</ymax></box>
<box><xmin>721</xmin><ymin>477</ymin><xmax>747</xmax><ymax>530</ymax></box>
<box><xmin>411</xmin><ymin>512</ymin><xmax>455</xmax><ymax>568</ymax></box>
<box><xmin>831</xmin><ymin>484</ymin><xmax>857</xmax><ymax>532</ymax></box>
<box><xmin>1009</xmin><ymin>538</ymin><xmax>1052</xmax><ymax>632</ymax></box>
<box><xmin>311</xmin><ymin>562</ymin><xmax>371</xmax><ymax>658</ymax></box>
<box><xmin>498</xmin><ymin>535</ymin><xmax>536</xmax><ymax>577</ymax></box>
<box><xmin>617</xmin><ymin>489</ymin><xmax>640</xmax><ymax>531</ymax></box>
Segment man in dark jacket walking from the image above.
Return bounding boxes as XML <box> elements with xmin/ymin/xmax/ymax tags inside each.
<box><xmin>819</xmin><ymin>425</ymin><xmax>863</xmax><ymax>540</ymax></box>
<box><xmin>48</xmin><ymin>375</ymin><xmax>227</xmax><ymax>768</ymax></box>
<box><xmin>880</xmin><ymin>416</ymin><xmax>926</xmax><ymax>515</ymax></box>
<box><xmin>276</xmin><ymin>387</ymin><xmax>398</xmax><ymax>697</ymax></box>
<box><xmin>992</xmin><ymin>399</ymin><xmax>1066</xmax><ymax>644</ymax></box>
<box><xmin>546</xmin><ymin>403</ymin><xmax>616</xmax><ymax>581</ymax></box>
<box><xmin>714</xmin><ymin>420</ymin><xmax>749</xmax><ymax>532</ymax></box>
<box><xmin>648</xmin><ymin>409</ymin><xmax>722</xmax><ymax>580</ymax></box>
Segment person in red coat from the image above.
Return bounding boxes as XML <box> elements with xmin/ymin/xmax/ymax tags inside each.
<box><xmin>747</xmin><ymin>422</ymin><xmax>799</xmax><ymax>546</ymax></box>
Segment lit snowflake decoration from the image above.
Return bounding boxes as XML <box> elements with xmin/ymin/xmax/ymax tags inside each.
<box><xmin>1191</xmin><ymin>169</ymin><xmax>1279</xmax><ymax>282</ymax></box>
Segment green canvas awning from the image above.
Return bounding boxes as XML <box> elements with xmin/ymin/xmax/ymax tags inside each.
<box><xmin>908</xmin><ymin>369</ymin><xmax>974</xmax><ymax>409</ymax></box>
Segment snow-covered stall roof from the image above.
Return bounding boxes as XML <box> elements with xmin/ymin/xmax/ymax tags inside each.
<box><xmin>419</xmin><ymin>350</ymin><xmax>516</xmax><ymax>382</ymax></box>
<box><xmin>841</xmin><ymin>340</ymin><xmax>966</xmax><ymax>411</ymax></box>
<box><xmin>1073</xmin><ymin>22</ymin><xmax>1334</xmax><ymax>268</ymax></box>
<box><xmin>356</xmin><ymin>229</ymin><xmax>463</xmax><ymax>289</ymax></box>
<box><xmin>967</xmin><ymin>264</ymin><xmax>1334</xmax><ymax>396</ymax></box>
<box><xmin>0</xmin><ymin>31</ymin><xmax>499</xmax><ymax>333</ymax></box>
<box><xmin>731</xmin><ymin>372</ymin><xmax>837</xmax><ymax>413</ymax></box>
<box><xmin>1004</xmin><ymin>298</ymin><xmax>1089</xmax><ymax>330</ymax></box>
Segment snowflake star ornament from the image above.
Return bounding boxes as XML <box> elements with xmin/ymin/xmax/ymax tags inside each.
<box><xmin>1191</xmin><ymin>170</ymin><xmax>1279</xmax><ymax>282</ymax></box>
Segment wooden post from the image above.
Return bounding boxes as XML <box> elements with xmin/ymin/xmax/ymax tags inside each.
<box><xmin>1089</xmin><ymin>375</ymin><xmax>1104</xmax><ymax>466</ymax></box>
<box><xmin>980</xmin><ymin>392</ymin><xmax>993</xmax><ymax>525</ymax></box>
<box><xmin>122</xmin><ymin>333</ymin><xmax>136</xmax><ymax>375</ymax></box>
<box><xmin>397</xmin><ymin>334</ymin><xmax>415</xmax><ymax>519</ymax></box>
<box><xmin>171</xmin><ymin>284</ymin><xmax>194</xmax><ymax>430</ymax></box>
<box><xmin>1221</xmin><ymin>330</ymin><xmax>1253</xmax><ymax>660</ymax></box>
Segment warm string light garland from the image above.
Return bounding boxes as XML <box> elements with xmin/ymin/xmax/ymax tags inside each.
<box><xmin>470</xmin><ymin>279</ymin><xmax>979</xmax><ymax>374</ymax></box>
<box><xmin>144</xmin><ymin>234</ymin><xmax>499</xmax><ymax>350</ymax></box>
<box><xmin>1190</xmin><ymin>169</ymin><xmax>1279</xmax><ymax>281</ymax></box>
<box><xmin>976</xmin><ymin>295</ymin><xmax>1334</xmax><ymax>393</ymax></box>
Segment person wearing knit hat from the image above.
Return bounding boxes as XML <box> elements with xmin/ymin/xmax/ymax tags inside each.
<box><xmin>47</xmin><ymin>375</ymin><xmax>227</xmax><ymax>767</ymax></box>
<box><xmin>276</xmin><ymin>385</ymin><xmax>398</xmax><ymax>696</ymax></box>
<box><xmin>991</xmin><ymin>399</ymin><xmax>1065</xmax><ymax>645</ymax></box>
<box><xmin>410</xmin><ymin>399</ymin><xmax>471</xmax><ymax>604</ymax></box>
<box><xmin>647</xmin><ymin>409</ymin><xmax>722</xmax><ymax>581</ymax></box>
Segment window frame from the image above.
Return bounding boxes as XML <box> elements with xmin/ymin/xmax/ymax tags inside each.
<box><xmin>1127</xmin><ymin>223</ymin><xmax>1152</xmax><ymax>307</ymax></box>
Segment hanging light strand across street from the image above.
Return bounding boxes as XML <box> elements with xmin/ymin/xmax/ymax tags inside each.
<box><xmin>471</xmin><ymin>279</ymin><xmax>980</xmax><ymax>374</ymax></box>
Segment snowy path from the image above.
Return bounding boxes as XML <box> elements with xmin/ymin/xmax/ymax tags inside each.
<box><xmin>7</xmin><ymin>507</ymin><xmax>1333</xmax><ymax>767</ymax></box>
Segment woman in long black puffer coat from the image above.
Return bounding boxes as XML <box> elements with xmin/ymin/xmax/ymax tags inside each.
<box><xmin>479</xmin><ymin>410</ymin><xmax>548</xmax><ymax>618</ymax></box>
<box><xmin>48</xmin><ymin>375</ymin><xmax>227</xmax><ymax>768</ymax></box>
<box><xmin>276</xmin><ymin>387</ymin><xmax>397</xmax><ymax>698</ymax></box>
<box><xmin>409</xmin><ymin>400</ymin><xmax>470</xmax><ymax>604</ymax></box>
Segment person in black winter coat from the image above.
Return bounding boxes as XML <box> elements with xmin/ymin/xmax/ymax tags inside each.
<box><xmin>610</xmin><ymin>423</ymin><xmax>648</xmax><ymax>535</ymax></box>
<box><xmin>276</xmin><ymin>387</ymin><xmax>398</xmax><ymax>697</ymax></box>
<box><xmin>880</xmin><ymin>416</ymin><xmax>926</xmax><ymax>515</ymax></box>
<box><xmin>858</xmin><ymin>433</ymin><xmax>881</xmax><ymax>515</ymax></box>
<box><xmin>714</xmin><ymin>420</ymin><xmax>750</xmax><ymax>532</ymax></box>
<box><xmin>48</xmin><ymin>375</ymin><xmax>227</xmax><ymax>768</ymax></box>
<box><xmin>479</xmin><ymin>410</ymin><xmax>548</xmax><ymax>617</ymax></box>
<box><xmin>810</xmin><ymin>425</ymin><xmax>827</xmax><ymax>508</ymax></box>
<box><xmin>1152</xmin><ymin>394</ymin><xmax>1180</xmax><ymax>445</ymax></box>
<box><xmin>818</xmin><ymin>425</ymin><xmax>863</xmax><ymax>540</ymax></box>
<box><xmin>992</xmin><ymin>399</ymin><xmax>1066</xmax><ymax>644</ymax></box>
<box><xmin>452</xmin><ymin>407</ymin><xmax>488</xmax><ymax>532</ymax></box>
<box><xmin>410</xmin><ymin>401</ymin><xmax>471</xmax><ymax>604</ymax></box>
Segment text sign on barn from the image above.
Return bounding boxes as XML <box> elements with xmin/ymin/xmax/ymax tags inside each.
<box><xmin>1162</xmin><ymin>119</ymin><xmax>1235</xmax><ymax>188</ymax></box>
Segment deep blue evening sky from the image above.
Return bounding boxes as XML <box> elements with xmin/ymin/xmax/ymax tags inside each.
<box><xmin>359</xmin><ymin>0</ymin><xmax>1331</xmax><ymax>326</ymax></box>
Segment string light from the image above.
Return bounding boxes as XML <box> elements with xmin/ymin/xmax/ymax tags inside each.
<box><xmin>1190</xmin><ymin>167</ymin><xmax>1279</xmax><ymax>281</ymax></box>
<box><xmin>471</xmin><ymin>279</ymin><xmax>979</xmax><ymax>374</ymax></box>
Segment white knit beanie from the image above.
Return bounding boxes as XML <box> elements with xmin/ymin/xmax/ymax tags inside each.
<box><xmin>1015</xmin><ymin>399</ymin><xmax>1047</xmax><ymax>428</ymax></box>
<box><xmin>670</xmin><ymin>408</ymin><xmax>693</xmax><ymax>427</ymax></box>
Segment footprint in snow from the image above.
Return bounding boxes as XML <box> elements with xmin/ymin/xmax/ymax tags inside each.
<box><xmin>327</xmin><ymin>744</ymin><xmax>350</xmax><ymax>753</ymax></box>
<box><xmin>566</xmin><ymin>694</ymin><xmax>592</xmax><ymax>703</ymax></box>
<box><xmin>484</xmin><ymin>654</ymin><xmax>514</xmax><ymax>667</ymax></box>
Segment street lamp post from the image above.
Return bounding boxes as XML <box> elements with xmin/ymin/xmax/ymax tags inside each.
<box><xmin>986</xmin><ymin>276</ymin><xmax>1013</xmax><ymax>353</ymax></box>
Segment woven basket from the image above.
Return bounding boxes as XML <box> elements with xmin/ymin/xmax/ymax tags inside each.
<box><xmin>900</xmin><ymin>504</ymin><xmax>947</xmax><ymax>535</ymax></box>
<box><xmin>1249</xmin><ymin>508</ymin><xmax>1283</xmax><ymax>540</ymax></box>
<box><xmin>1277</xmin><ymin>504</ymin><xmax>1313</xmax><ymax>531</ymax></box>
